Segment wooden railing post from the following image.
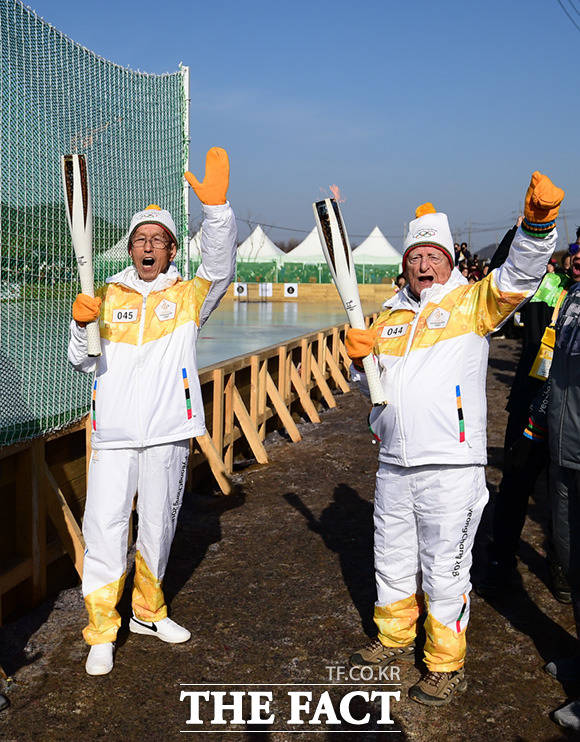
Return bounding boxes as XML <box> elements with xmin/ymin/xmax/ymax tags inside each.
<box><xmin>212</xmin><ymin>367</ymin><xmax>225</xmax><ymax>454</ymax></box>
<box><xmin>300</xmin><ymin>338</ymin><xmax>308</xmax><ymax>385</ymax></box>
<box><xmin>258</xmin><ymin>359</ymin><xmax>267</xmax><ymax>440</ymax></box>
<box><xmin>250</xmin><ymin>355</ymin><xmax>259</xmax><ymax>427</ymax></box>
<box><xmin>224</xmin><ymin>372</ymin><xmax>235</xmax><ymax>473</ymax></box>
<box><xmin>277</xmin><ymin>345</ymin><xmax>287</xmax><ymax>401</ymax></box>
<box><xmin>30</xmin><ymin>441</ymin><xmax>47</xmax><ymax>602</ymax></box>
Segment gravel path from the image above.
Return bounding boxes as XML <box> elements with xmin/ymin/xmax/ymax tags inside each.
<box><xmin>0</xmin><ymin>338</ymin><xmax>575</xmax><ymax>741</ymax></box>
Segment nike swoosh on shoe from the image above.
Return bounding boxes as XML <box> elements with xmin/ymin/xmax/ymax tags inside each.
<box><xmin>132</xmin><ymin>618</ymin><xmax>157</xmax><ymax>632</ymax></box>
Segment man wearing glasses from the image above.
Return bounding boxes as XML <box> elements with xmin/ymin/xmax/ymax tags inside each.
<box><xmin>345</xmin><ymin>172</ymin><xmax>564</xmax><ymax>706</ymax></box>
<box><xmin>68</xmin><ymin>148</ymin><xmax>236</xmax><ymax>676</ymax></box>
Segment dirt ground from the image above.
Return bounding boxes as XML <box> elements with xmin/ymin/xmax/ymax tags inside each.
<box><xmin>0</xmin><ymin>337</ymin><xmax>578</xmax><ymax>741</ymax></box>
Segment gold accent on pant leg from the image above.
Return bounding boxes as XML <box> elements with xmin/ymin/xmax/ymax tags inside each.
<box><xmin>374</xmin><ymin>593</ymin><xmax>422</xmax><ymax>647</ymax></box>
<box><xmin>424</xmin><ymin>612</ymin><xmax>466</xmax><ymax>672</ymax></box>
<box><xmin>132</xmin><ymin>550</ymin><xmax>167</xmax><ymax>621</ymax></box>
<box><xmin>83</xmin><ymin>573</ymin><xmax>127</xmax><ymax>645</ymax></box>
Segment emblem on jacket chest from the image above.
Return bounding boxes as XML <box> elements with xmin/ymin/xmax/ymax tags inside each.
<box><xmin>155</xmin><ymin>299</ymin><xmax>177</xmax><ymax>322</ymax></box>
<box><xmin>426</xmin><ymin>307</ymin><xmax>450</xmax><ymax>329</ymax></box>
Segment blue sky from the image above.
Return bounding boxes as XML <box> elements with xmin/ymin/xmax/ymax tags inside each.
<box><xmin>28</xmin><ymin>0</ymin><xmax>580</xmax><ymax>249</ymax></box>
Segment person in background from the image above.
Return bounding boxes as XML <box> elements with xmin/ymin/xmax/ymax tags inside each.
<box><xmin>561</xmin><ymin>253</ymin><xmax>572</xmax><ymax>274</ymax></box>
<box><xmin>520</xmin><ymin>249</ymin><xmax>580</xmax><ymax>732</ymax></box>
<box><xmin>570</xmin><ymin>225</ymin><xmax>580</xmax><ymax>253</ymax></box>
<box><xmin>457</xmin><ymin>241</ymin><xmax>471</xmax><ymax>264</ymax></box>
<box><xmin>395</xmin><ymin>274</ymin><xmax>406</xmax><ymax>292</ymax></box>
<box><xmin>478</xmin><ymin>215</ymin><xmax>571</xmax><ymax>599</ymax></box>
<box><xmin>386</xmin><ymin>275</ymin><xmax>407</xmax><ymax>308</ymax></box>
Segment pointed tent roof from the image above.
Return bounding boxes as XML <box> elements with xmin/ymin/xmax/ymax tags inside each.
<box><xmin>189</xmin><ymin>229</ymin><xmax>202</xmax><ymax>261</ymax></box>
<box><xmin>353</xmin><ymin>226</ymin><xmax>402</xmax><ymax>264</ymax></box>
<box><xmin>98</xmin><ymin>232</ymin><xmax>129</xmax><ymax>263</ymax></box>
<box><xmin>237</xmin><ymin>225</ymin><xmax>285</xmax><ymax>261</ymax></box>
<box><xmin>283</xmin><ymin>227</ymin><xmax>325</xmax><ymax>263</ymax></box>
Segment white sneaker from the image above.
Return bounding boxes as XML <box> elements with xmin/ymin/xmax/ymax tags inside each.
<box><xmin>85</xmin><ymin>642</ymin><xmax>114</xmax><ymax>675</ymax></box>
<box><xmin>129</xmin><ymin>616</ymin><xmax>191</xmax><ymax>644</ymax></box>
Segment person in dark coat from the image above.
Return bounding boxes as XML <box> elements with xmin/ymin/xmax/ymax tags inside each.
<box><xmin>477</xmin><ymin>218</ymin><xmax>570</xmax><ymax>598</ymax></box>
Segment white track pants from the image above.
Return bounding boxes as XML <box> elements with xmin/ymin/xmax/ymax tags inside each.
<box><xmin>373</xmin><ymin>463</ymin><xmax>488</xmax><ymax>671</ymax></box>
<box><xmin>81</xmin><ymin>441</ymin><xmax>189</xmax><ymax>645</ymax></box>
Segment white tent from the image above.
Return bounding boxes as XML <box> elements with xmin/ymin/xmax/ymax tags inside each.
<box><xmin>353</xmin><ymin>226</ymin><xmax>402</xmax><ymax>264</ymax></box>
<box><xmin>95</xmin><ymin>233</ymin><xmax>130</xmax><ymax>274</ymax></box>
<box><xmin>189</xmin><ymin>229</ymin><xmax>202</xmax><ymax>262</ymax></box>
<box><xmin>99</xmin><ymin>232</ymin><xmax>129</xmax><ymax>262</ymax></box>
<box><xmin>237</xmin><ymin>225</ymin><xmax>285</xmax><ymax>262</ymax></box>
<box><xmin>283</xmin><ymin>227</ymin><xmax>325</xmax><ymax>263</ymax></box>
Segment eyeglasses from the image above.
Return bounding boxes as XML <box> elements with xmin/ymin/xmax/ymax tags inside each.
<box><xmin>407</xmin><ymin>253</ymin><xmax>445</xmax><ymax>266</ymax></box>
<box><xmin>131</xmin><ymin>236</ymin><xmax>170</xmax><ymax>250</ymax></box>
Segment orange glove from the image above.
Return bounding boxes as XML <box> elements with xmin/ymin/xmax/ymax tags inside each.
<box><xmin>524</xmin><ymin>171</ymin><xmax>564</xmax><ymax>226</ymax></box>
<box><xmin>345</xmin><ymin>327</ymin><xmax>378</xmax><ymax>363</ymax></box>
<box><xmin>185</xmin><ymin>147</ymin><xmax>229</xmax><ymax>205</ymax></box>
<box><xmin>73</xmin><ymin>294</ymin><xmax>101</xmax><ymax>326</ymax></box>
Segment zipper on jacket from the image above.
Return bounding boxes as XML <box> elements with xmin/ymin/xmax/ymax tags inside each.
<box><xmin>136</xmin><ymin>294</ymin><xmax>147</xmax><ymax>445</ymax></box>
<box><xmin>396</xmin><ymin>309</ymin><xmax>421</xmax><ymax>466</ymax></box>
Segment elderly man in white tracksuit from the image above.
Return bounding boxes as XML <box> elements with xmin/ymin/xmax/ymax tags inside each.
<box><xmin>345</xmin><ymin>172</ymin><xmax>564</xmax><ymax>705</ymax></box>
<box><xmin>68</xmin><ymin>148</ymin><xmax>236</xmax><ymax>676</ymax></box>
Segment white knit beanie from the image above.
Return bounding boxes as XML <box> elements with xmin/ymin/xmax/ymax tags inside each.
<box><xmin>128</xmin><ymin>205</ymin><xmax>178</xmax><ymax>246</ymax></box>
<box><xmin>402</xmin><ymin>209</ymin><xmax>454</xmax><ymax>270</ymax></box>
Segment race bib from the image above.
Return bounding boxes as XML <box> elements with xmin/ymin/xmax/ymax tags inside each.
<box><xmin>426</xmin><ymin>307</ymin><xmax>450</xmax><ymax>329</ymax></box>
<box><xmin>381</xmin><ymin>323</ymin><xmax>408</xmax><ymax>338</ymax></box>
<box><xmin>112</xmin><ymin>308</ymin><xmax>138</xmax><ymax>323</ymax></box>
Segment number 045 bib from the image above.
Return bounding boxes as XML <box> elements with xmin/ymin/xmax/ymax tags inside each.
<box><xmin>112</xmin><ymin>308</ymin><xmax>138</xmax><ymax>323</ymax></box>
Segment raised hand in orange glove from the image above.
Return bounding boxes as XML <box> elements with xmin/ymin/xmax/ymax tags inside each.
<box><xmin>345</xmin><ymin>327</ymin><xmax>378</xmax><ymax>366</ymax></box>
<box><xmin>523</xmin><ymin>171</ymin><xmax>565</xmax><ymax>237</ymax></box>
<box><xmin>185</xmin><ymin>147</ymin><xmax>229</xmax><ymax>205</ymax></box>
<box><xmin>73</xmin><ymin>294</ymin><xmax>101</xmax><ymax>327</ymax></box>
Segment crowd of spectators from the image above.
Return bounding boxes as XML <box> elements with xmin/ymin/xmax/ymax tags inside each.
<box><xmin>454</xmin><ymin>241</ymin><xmax>491</xmax><ymax>284</ymax></box>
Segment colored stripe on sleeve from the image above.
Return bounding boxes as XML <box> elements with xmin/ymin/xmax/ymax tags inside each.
<box><xmin>456</xmin><ymin>385</ymin><xmax>465</xmax><ymax>442</ymax></box>
<box><xmin>182</xmin><ymin>368</ymin><xmax>192</xmax><ymax>419</ymax></box>
<box><xmin>92</xmin><ymin>379</ymin><xmax>97</xmax><ymax>430</ymax></box>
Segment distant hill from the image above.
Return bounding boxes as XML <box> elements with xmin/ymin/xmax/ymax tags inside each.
<box><xmin>0</xmin><ymin>202</ymin><xmax>124</xmax><ymax>264</ymax></box>
<box><xmin>473</xmin><ymin>242</ymin><xmax>499</xmax><ymax>261</ymax></box>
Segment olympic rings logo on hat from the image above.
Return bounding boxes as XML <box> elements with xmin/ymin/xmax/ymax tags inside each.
<box><xmin>413</xmin><ymin>228</ymin><xmax>437</xmax><ymax>238</ymax></box>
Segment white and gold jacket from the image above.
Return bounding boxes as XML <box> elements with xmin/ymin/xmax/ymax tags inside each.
<box><xmin>354</xmin><ymin>228</ymin><xmax>557</xmax><ymax>467</ymax></box>
<box><xmin>68</xmin><ymin>202</ymin><xmax>236</xmax><ymax>449</ymax></box>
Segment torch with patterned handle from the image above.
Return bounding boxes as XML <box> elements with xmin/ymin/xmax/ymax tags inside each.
<box><xmin>61</xmin><ymin>154</ymin><xmax>101</xmax><ymax>357</ymax></box>
<box><xmin>312</xmin><ymin>198</ymin><xmax>386</xmax><ymax>406</ymax></box>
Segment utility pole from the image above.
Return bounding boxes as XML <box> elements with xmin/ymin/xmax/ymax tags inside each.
<box><xmin>562</xmin><ymin>210</ymin><xmax>570</xmax><ymax>246</ymax></box>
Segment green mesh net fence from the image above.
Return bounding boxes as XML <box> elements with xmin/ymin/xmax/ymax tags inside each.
<box><xmin>233</xmin><ymin>262</ymin><xmax>400</xmax><ymax>284</ymax></box>
<box><xmin>354</xmin><ymin>263</ymin><xmax>400</xmax><ymax>283</ymax></box>
<box><xmin>0</xmin><ymin>0</ymin><xmax>188</xmax><ymax>447</ymax></box>
<box><xmin>236</xmin><ymin>262</ymin><xmax>280</xmax><ymax>283</ymax></box>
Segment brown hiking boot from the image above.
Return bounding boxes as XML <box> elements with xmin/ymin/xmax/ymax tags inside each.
<box><xmin>350</xmin><ymin>638</ymin><xmax>415</xmax><ymax>667</ymax></box>
<box><xmin>409</xmin><ymin>669</ymin><xmax>467</xmax><ymax>706</ymax></box>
